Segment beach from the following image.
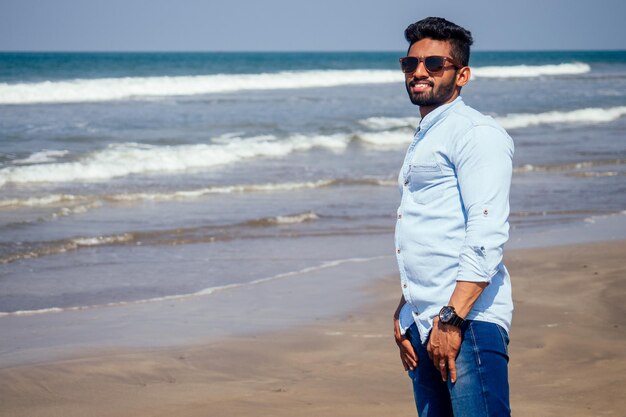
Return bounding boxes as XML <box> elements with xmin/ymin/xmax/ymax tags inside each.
<box><xmin>1</xmin><ymin>239</ymin><xmax>625</xmax><ymax>417</ymax></box>
<box><xmin>1</xmin><ymin>51</ymin><xmax>625</xmax><ymax>416</ymax></box>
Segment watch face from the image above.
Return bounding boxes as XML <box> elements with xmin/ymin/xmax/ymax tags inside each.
<box><xmin>440</xmin><ymin>307</ymin><xmax>454</xmax><ymax>322</ymax></box>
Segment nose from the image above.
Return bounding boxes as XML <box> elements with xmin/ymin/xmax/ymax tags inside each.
<box><xmin>411</xmin><ymin>60</ymin><xmax>429</xmax><ymax>78</ymax></box>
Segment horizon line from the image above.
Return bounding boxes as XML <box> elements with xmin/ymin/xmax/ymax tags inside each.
<box><xmin>1</xmin><ymin>48</ymin><xmax>625</xmax><ymax>54</ymax></box>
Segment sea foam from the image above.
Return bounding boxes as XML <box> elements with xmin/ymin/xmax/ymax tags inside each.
<box><xmin>356</xmin><ymin>130</ymin><xmax>414</xmax><ymax>147</ymax></box>
<box><xmin>359</xmin><ymin>116</ymin><xmax>419</xmax><ymax>130</ymax></box>
<box><xmin>497</xmin><ymin>106</ymin><xmax>626</xmax><ymax>129</ymax></box>
<box><xmin>471</xmin><ymin>62</ymin><xmax>590</xmax><ymax>78</ymax></box>
<box><xmin>3</xmin><ymin>106</ymin><xmax>623</xmax><ymax>188</ymax></box>
<box><xmin>0</xmin><ymin>128</ymin><xmax>419</xmax><ymax>187</ymax></box>
<box><xmin>0</xmin><ymin>179</ymin><xmax>393</xmax><ymax>212</ymax></box>
<box><xmin>0</xmin><ymin>70</ymin><xmax>401</xmax><ymax>105</ymax></box>
<box><xmin>0</xmin><ymin>134</ymin><xmax>350</xmax><ymax>187</ymax></box>
<box><xmin>358</xmin><ymin>106</ymin><xmax>626</xmax><ymax>132</ymax></box>
<box><xmin>13</xmin><ymin>150</ymin><xmax>70</xmax><ymax>164</ymax></box>
<box><xmin>0</xmin><ymin>63</ymin><xmax>591</xmax><ymax>105</ymax></box>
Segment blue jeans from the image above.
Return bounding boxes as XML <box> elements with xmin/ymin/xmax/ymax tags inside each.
<box><xmin>406</xmin><ymin>320</ymin><xmax>511</xmax><ymax>417</ymax></box>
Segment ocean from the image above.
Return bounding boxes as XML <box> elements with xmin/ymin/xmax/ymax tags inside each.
<box><xmin>0</xmin><ymin>51</ymin><xmax>625</xmax><ymax>363</ymax></box>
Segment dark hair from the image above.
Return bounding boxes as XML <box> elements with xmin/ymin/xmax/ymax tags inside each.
<box><xmin>404</xmin><ymin>17</ymin><xmax>473</xmax><ymax>66</ymax></box>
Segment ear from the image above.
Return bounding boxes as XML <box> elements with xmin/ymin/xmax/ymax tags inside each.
<box><xmin>455</xmin><ymin>66</ymin><xmax>471</xmax><ymax>87</ymax></box>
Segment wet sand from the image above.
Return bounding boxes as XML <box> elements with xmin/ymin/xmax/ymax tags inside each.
<box><xmin>1</xmin><ymin>240</ymin><xmax>625</xmax><ymax>417</ymax></box>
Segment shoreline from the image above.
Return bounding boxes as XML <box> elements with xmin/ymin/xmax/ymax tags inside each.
<box><xmin>2</xmin><ymin>212</ymin><xmax>625</xmax><ymax>369</ymax></box>
<box><xmin>1</xmin><ymin>240</ymin><xmax>625</xmax><ymax>416</ymax></box>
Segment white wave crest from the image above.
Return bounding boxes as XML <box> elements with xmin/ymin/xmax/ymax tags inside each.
<box><xmin>359</xmin><ymin>116</ymin><xmax>419</xmax><ymax>130</ymax></box>
<box><xmin>0</xmin><ymin>134</ymin><xmax>350</xmax><ymax>187</ymax></box>
<box><xmin>272</xmin><ymin>211</ymin><xmax>319</xmax><ymax>224</ymax></box>
<box><xmin>355</xmin><ymin>117</ymin><xmax>419</xmax><ymax>147</ymax></box>
<box><xmin>356</xmin><ymin>131</ymin><xmax>413</xmax><ymax>147</ymax></box>
<box><xmin>0</xmin><ymin>232</ymin><xmax>134</xmax><ymax>265</ymax></box>
<box><xmin>0</xmin><ymin>63</ymin><xmax>591</xmax><ymax>105</ymax></box>
<box><xmin>13</xmin><ymin>150</ymin><xmax>70</xmax><ymax>164</ymax></box>
<box><xmin>111</xmin><ymin>180</ymin><xmax>336</xmax><ymax>202</ymax></box>
<box><xmin>498</xmin><ymin>106</ymin><xmax>626</xmax><ymax>129</ymax></box>
<box><xmin>513</xmin><ymin>159</ymin><xmax>623</xmax><ymax>173</ymax></box>
<box><xmin>0</xmin><ymin>70</ymin><xmax>401</xmax><ymax>105</ymax></box>
<box><xmin>357</xmin><ymin>106</ymin><xmax>626</xmax><ymax>134</ymax></box>
<box><xmin>471</xmin><ymin>62</ymin><xmax>590</xmax><ymax>78</ymax></box>
<box><xmin>0</xmin><ymin>193</ymin><xmax>87</xmax><ymax>208</ymax></box>
<box><xmin>50</xmin><ymin>202</ymin><xmax>103</xmax><ymax>219</ymax></box>
<box><xmin>71</xmin><ymin>234</ymin><xmax>134</xmax><ymax>246</ymax></box>
<box><xmin>0</xmin><ymin>180</ymin><xmax>335</xmax><ymax>209</ymax></box>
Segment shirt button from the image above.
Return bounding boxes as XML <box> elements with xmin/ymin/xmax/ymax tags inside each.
<box><xmin>397</xmin><ymin>248</ymin><xmax>401</xmax><ymax>254</ymax></box>
<box><xmin>397</xmin><ymin>213</ymin><xmax>402</xmax><ymax>219</ymax></box>
<box><xmin>403</xmin><ymin>283</ymin><xmax>407</xmax><ymax>288</ymax></box>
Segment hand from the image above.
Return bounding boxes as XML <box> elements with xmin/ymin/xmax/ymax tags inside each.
<box><xmin>394</xmin><ymin>317</ymin><xmax>417</xmax><ymax>371</ymax></box>
<box><xmin>427</xmin><ymin>317</ymin><xmax>462</xmax><ymax>383</ymax></box>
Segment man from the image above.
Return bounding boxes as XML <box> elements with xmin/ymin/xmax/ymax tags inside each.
<box><xmin>392</xmin><ymin>17</ymin><xmax>514</xmax><ymax>417</ymax></box>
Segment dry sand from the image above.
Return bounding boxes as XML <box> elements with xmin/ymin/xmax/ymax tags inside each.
<box><xmin>1</xmin><ymin>240</ymin><xmax>625</xmax><ymax>417</ymax></box>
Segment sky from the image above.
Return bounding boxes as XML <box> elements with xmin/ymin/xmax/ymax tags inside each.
<box><xmin>1</xmin><ymin>0</ymin><xmax>625</xmax><ymax>52</ymax></box>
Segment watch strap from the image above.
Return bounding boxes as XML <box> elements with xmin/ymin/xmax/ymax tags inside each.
<box><xmin>447</xmin><ymin>313</ymin><xmax>466</xmax><ymax>328</ymax></box>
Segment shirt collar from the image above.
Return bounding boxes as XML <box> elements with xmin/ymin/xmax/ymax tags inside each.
<box><xmin>418</xmin><ymin>96</ymin><xmax>463</xmax><ymax>132</ymax></box>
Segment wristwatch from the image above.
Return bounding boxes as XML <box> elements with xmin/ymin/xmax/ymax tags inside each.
<box><xmin>438</xmin><ymin>306</ymin><xmax>466</xmax><ymax>329</ymax></box>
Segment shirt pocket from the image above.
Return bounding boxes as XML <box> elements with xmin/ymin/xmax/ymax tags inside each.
<box><xmin>407</xmin><ymin>162</ymin><xmax>444</xmax><ymax>204</ymax></box>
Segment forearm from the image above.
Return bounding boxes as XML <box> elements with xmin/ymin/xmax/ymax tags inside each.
<box><xmin>448</xmin><ymin>280</ymin><xmax>488</xmax><ymax>318</ymax></box>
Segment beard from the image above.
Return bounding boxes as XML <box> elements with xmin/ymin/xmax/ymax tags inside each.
<box><xmin>406</xmin><ymin>76</ymin><xmax>458</xmax><ymax>107</ymax></box>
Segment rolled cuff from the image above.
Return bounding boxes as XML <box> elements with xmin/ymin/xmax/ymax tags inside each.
<box><xmin>457</xmin><ymin>244</ymin><xmax>500</xmax><ymax>282</ymax></box>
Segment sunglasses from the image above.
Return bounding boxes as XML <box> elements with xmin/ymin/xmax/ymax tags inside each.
<box><xmin>399</xmin><ymin>56</ymin><xmax>462</xmax><ymax>75</ymax></box>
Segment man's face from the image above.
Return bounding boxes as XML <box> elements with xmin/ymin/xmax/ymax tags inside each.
<box><xmin>404</xmin><ymin>38</ymin><xmax>461</xmax><ymax>115</ymax></box>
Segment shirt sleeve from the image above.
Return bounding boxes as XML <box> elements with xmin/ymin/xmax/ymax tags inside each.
<box><xmin>453</xmin><ymin>124</ymin><xmax>514</xmax><ymax>283</ymax></box>
<box><xmin>398</xmin><ymin>302</ymin><xmax>415</xmax><ymax>335</ymax></box>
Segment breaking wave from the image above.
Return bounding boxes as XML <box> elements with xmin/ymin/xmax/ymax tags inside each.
<box><xmin>0</xmin><ymin>233</ymin><xmax>135</xmax><ymax>265</ymax></box>
<box><xmin>0</xmin><ymin>63</ymin><xmax>591</xmax><ymax>105</ymax></box>
<box><xmin>13</xmin><ymin>150</ymin><xmax>70</xmax><ymax>164</ymax></box>
<box><xmin>0</xmin><ymin>70</ymin><xmax>401</xmax><ymax>105</ymax></box>
<box><xmin>3</xmin><ymin>105</ymin><xmax>622</xmax><ymax>189</ymax></box>
<box><xmin>0</xmin><ymin>134</ymin><xmax>349</xmax><ymax>187</ymax></box>
<box><xmin>0</xmin><ymin>129</ymin><xmax>420</xmax><ymax>188</ymax></box>
<box><xmin>246</xmin><ymin>211</ymin><xmax>320</xmax><ymax>226</ymax></box>
<box><xmin>0</xmin><ymin>178</ymin><xmax>394</xmax><ymax>212</ymax></box>
<box><xmin>0</xmin><ymin>209</ymin><xmax>324</xmax><ymax>265</ymax></box>
<box><xmin>471</xmin><ymin>62</ymin><xmax>590</xmax><ymax>78</ymax></box>
<box><xmin>497</xmin><ymin>106</ymin><xmax>626</xmax><ymax>129</ymax></box>
<box><xmin>358</xmin><ymin>106</ymin><xmax>626</xmax><ymax>132</ymax></box>
<box><xmin>359</xmin><ymin>116</ymin><xmax>419</xmax><ymax>130</ymax></box>
<box><xmin>514</xmin><ymin>159</ymin><xmax>624</xmax><ymax>173</ymax></box>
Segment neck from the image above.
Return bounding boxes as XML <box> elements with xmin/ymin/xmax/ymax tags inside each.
<box><xmin>419</xmin><ymin>105</ymin><xmax>436</xmax><ymax>118</ymax></box>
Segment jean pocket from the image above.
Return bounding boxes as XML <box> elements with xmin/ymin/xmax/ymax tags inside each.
<box><xmin>408</xmin><ymin>162</ymin><xmax>444</xmax><ymax>204</ymax></box>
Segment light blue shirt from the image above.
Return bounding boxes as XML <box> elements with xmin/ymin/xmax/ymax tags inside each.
<box><xmin>395</xmin><ymin>96</ymin><xmax>514</xmax><ymax>344</ymax></box>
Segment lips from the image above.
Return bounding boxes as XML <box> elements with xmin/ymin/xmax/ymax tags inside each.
<box><xmin>410</xmin><ymin>80</ymin><xmax>433</xmax><ymax>93</ymax></box>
